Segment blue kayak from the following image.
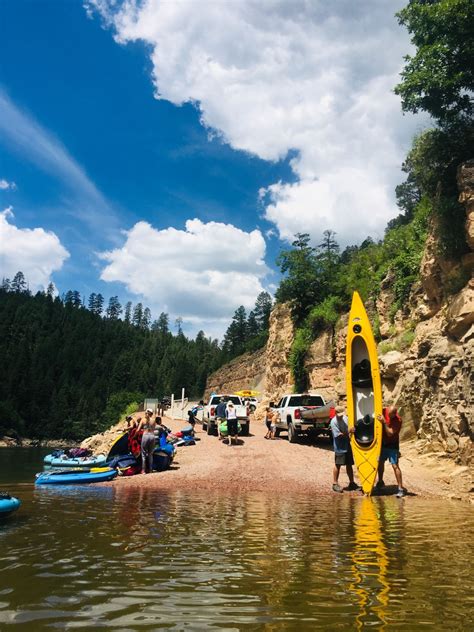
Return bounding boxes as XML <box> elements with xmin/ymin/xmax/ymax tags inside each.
<box><xmin>35</xmin><ymin>468</ymin><xmax>118</xmax><ymax>485</ymax></box>
<box><xmin>44</xmin><ymin>454</ymin><xmax>107</xmax><ymax>468</ymax></box>
<box><xmin>0</xmin><ymin>493</ymin><xmax>21</xmax><ymax>517</ymax></box>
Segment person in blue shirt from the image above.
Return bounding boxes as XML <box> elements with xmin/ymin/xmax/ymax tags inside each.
<box><xmin>330</xmin><ymin>406</ymin><xmax>361</xmax><ymax>493</ymax></box>
<box><xmin>215</xmin><ymin>397</ymin><xmax>228</xmax><ymax>440</ymax></box>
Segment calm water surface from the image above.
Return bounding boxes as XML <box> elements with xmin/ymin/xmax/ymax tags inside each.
<box><xmin>0</xmin><ymin>448</ymin><xmax>473</xmax><ymax>630</ymax></box>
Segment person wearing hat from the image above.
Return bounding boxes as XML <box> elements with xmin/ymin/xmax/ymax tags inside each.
<box><xmin>330</xmin><ymin>405</ymin><xmax>361</xmax><ymax>493</ymax></box>
<box><xmin>226</xmin><ymin>401</ymin><xmax>238</xmax><ymax>446</ymax></box>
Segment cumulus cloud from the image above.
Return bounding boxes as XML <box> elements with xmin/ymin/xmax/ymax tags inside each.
<box><xmin>99</xmin><ymin>219</ymin><xmax>268</xmax><ymax>336</ymax></box>
<box><xmin>0</xmin><ymin>179</ymin><xmax>17</xmax><ymax>191</ymax></box>
<box><xmin>0</xmin><ymin>208</ymin><xmax>70</xmax><ymax>289</ymax></box>
<box><xmin>88</xmin><ymin>0</ymin><xmax>424</xmax><ymax>245</ymax></box>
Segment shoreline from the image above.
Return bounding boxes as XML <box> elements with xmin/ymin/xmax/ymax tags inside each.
<box><xmin>3</xmin><ymin>416</ymin><xmax>471</xmax><ymax>503</ymax></box>
<box><xmin>104</xmin><ymin>416</ymin><xmax>473</xmax><ymax>504</ymax></box>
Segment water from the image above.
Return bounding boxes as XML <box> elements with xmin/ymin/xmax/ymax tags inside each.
<box><xmin>1</xmin><ymin>449</ymin><xmax>473</xmax><ymax>630</ymax></box>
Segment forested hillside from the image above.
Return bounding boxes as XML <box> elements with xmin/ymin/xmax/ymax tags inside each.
<box><xmin>0</xmin><ymin>277</ymin><xmax>273</xmax><ymax>441</ymax></box>
<box><xmin>0</xmin><ymin>284</ymin><xmax>224</xmax><ymax>440</ymax></box>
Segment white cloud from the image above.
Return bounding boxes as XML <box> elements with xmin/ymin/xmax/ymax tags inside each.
<box><xmin>0</xmin><ymin>179</ymin><xmax>17</xmax><ymax>191</ymax></box>
<box><xmin>0</xmin><ymin>208</ymin><xmax>70</xmax><ymax>289</ymax></box>
<box><xmin>88</xmin><ymin>0</ymin><xmax>425</xmax><ymax>246</ymax></box>
<box><xmin>99</xmin><ymin>218</ymin><xmax>268</xmax><ymax>336</ymax></box>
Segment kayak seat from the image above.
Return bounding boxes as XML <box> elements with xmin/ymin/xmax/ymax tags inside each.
<box><xmin>354</xmin><ymin>414</ymin><xmax>374</xmax><ymax>445</ymax></box>
<box><xmin>352</xmin><ymin>359</ymin><xmax>373</xmax><ymax>389</ymax></box>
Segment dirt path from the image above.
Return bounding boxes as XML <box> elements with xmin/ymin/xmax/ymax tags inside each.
<box><xmin>108</xmin><ymin>415</ymin><xmax>473</xmax><ymax>502</ymax></box>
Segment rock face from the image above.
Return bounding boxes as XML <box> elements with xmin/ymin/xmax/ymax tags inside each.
<box><xmin>204</xmin><ymin>347</ymin><xmax>266</xmax><ymax>399</ymax></box>
<box><xmin>204</xmin><ymin>162</ymin><xmax>473</xmax><ymax>465</ymax></box>
<box><xmin>458</xmin><ymin>159</ymin><xmax>474</xmax><ymax>251</ymax></box>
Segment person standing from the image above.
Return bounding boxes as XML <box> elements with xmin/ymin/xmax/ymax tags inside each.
<box><xmin>215</xmin><ymin>397</ymin><xmax>228</xmax><ymax>440</ymax></box>
<box><xmin>138</xmin><ymin>408</ymin><xmax>156</xmax><ymax>474</ymax></box>
<box><xmin>330</xmin><ymin>406</ymin><xmax>361</xmax><ymax>492</ymax></box>
<box><xmin>226</xmin><ymin>402</ymin><xmax>239</xmax><ymax>446</ymax></box>
<box><xmin>377</xmin><ymin>406</ymin><xmax>406</xmax><ymax>497</ymax></box>
<box><xmin>264</xmin><ymin>407</ymin><xmax>273</xmax><ymax>439</ymax></box>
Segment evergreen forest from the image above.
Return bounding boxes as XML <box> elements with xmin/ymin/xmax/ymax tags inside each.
<box><xmin>0</xmin><ymin>278</ymin><xmax>272</xmax><ymax>441</ymax></box>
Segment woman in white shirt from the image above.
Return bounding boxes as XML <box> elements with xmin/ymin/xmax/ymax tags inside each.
<box><xmin>226</xmin><ymin>402</ymin><xmax>238</xmax><ymax>446</ymax></box>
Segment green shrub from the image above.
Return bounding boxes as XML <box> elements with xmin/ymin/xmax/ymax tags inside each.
<box><xmin>307</xmin><ymin>296</ymin><xmax>341</xmax><ymax>334</ymax></box>
<box><xmin>99</xmin><ymin>390</ymin><xmax>144</xmax><ymax>431</ymax></box>
<box><xmin>288</xmin><ymin>327</ymin><xmax>312</xmax><ymax>393</ymax></box>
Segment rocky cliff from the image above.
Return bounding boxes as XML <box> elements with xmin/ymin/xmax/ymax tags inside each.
<box><xmin>204</xmin><ymin>162</ymin><xmax>473</xmax><ymax>467</ymax></box>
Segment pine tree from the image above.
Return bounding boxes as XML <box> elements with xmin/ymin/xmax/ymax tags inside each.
<box><xmin>11</xmin><ymin>271</ymin><xmax>28</xmax><ymax>293</ymax></box>
<box><xmin>124</xmin><ymin>301</ymin><xmax>132</xmax><ymax>324</ymax></box>
<box><xmin>247</xmin><ymin>310</ymin><xmax>259</xmax><ymax>338</ymax></box>
<box><xmin>253</xmin><ymin>291</ymin><xmax>272</xmax><ymax>332</ymax></box>
<box><xmin>222</xmin><ymin>306</ymin><xmax>247</xmax><ymax>357</ymax></box>
<box><xmin>106</xmin><ymin>296</ymin><xmax>122</xmax><ymax>320</ymax></box>
<box><xmin>142</xmin><ymin>307</ymin><xmax>151</xmax><ymax>330</ymax></box>
<box><xmin>157</xmin><ymin>312</ymin><xmax>169</xmax><ymax>334</ymax></box>
<box><xmin>132</xmin><ymin>303</ymin><xmax>143</xmax><ymax>327</ymax></box>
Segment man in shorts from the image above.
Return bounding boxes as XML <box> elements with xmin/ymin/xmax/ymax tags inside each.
<box><xmin>330</xmin><ymin>406</ymin><xmax>361</xmax><ymax>493</ymax></box>
<box><xmin>377</xmin><ymin>405</ymin><xmax>406</xmax><ymax>498</ymax></box>
<box><xmin>215</xmin><ymin>397</ymin><xmax>228</xmax><ymax>440</ymax></box>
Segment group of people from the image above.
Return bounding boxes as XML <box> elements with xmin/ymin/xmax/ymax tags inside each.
<box><xmin>330</xmin><ymin>404</ymin><xmax>405</xmax><ymax>497</ymax></box>
<box><xmin>264</xmin><ymin>407</ymin><xmax>280</xmax><ymax>439</ymax></box>
<box><xmin>126</xmin><ymin>409</ymin><xmax>162</xmax><ymax>474</ymax></box>
<box><xmin>263</xmin><ymin>402</ymin><xmax>405</xmax><ymax>496</ymax></box>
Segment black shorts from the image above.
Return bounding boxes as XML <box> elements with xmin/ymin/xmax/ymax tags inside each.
<box><xmin>227</xmin><ymin>419</ymin><xmax>238</xmax><ymax>436</ymax></box>
<box><xmin>265</xmin><ymin>421</ymin><xmax>272</xmax><ymax>430</ymax></box>
<box><xmin>335</xmin><ymin>450</ymin><xmax>354</xmax><ymax>466</ymax></box>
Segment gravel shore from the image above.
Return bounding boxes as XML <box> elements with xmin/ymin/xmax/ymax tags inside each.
<box><xmin>107</xmin><ymin>415</ymin><xmax>473</xmax><ymax>502</ymax></box>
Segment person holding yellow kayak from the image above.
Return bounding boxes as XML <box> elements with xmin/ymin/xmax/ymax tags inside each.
<box><xmin>376</xmin><ymin>406</ymin><xmax>406</xmax><ymax>498</ymax></box>
<box><xmin>330</xmin><ymin>406</ymin><xmax>362</xmax><ymax>493</ymax></box>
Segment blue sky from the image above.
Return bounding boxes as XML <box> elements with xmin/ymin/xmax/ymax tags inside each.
<box><xmin>0</xmin><ymin>0</ymin><xmax>423</xmax><ymax>337</ymax></box>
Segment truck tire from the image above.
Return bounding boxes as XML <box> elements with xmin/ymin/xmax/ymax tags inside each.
<box><xmin>241</xmin><ymin>424</ymin><xmax>249</xmax><ymax>436</ymax></box>
<box><xmin>288</xmin><ymin>422</ymin><xmax>299</xmax><ymax>443</ymax></box>
<box><xmin>274</xmin><ymin>428</ymin><xmax>281</xmax><ymax>437</ymax></box>
<box><xmin>207</xmin><ymin>423</ymin><xmax>214</xmax><ymax>435</ymax></box>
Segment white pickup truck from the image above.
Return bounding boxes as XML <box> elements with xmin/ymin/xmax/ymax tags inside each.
<box><xmin>202</xmin><ymin>394</ymin><xmax>251</xmax><ymax>436</ymax></box>
<box><xmin>270</xmin><ymin>393</ymin><xmax>335</xmax><ymax>443</ymax></box>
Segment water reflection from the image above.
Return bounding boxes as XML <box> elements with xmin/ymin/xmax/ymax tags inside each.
<box><xmin>0</xmin><ymin>482</ymin><xmax>472</xmax><ymax>630</ymax></box>
<box><xmin>349</xmin><ymin>498</ymin><xmax>389</xmax><ymax>631</ymax></box>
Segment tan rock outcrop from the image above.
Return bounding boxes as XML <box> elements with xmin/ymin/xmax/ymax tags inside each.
<box><xmin>458</xmin><ymin>159</ymin><xmax>474</xmax><ymax>251</ymax></box>
<box><xmin>263</xmin><ymin>302</ymin><xmax>295</xmax><ymax>401</ymax></box>
<box><xmin>204</xmin><ymin>347</ymin><xmax>266</xmax><ymax>399</ymax></box>
<box><xmin>445</xmin><ymin>280</ymin><xmax>474</xmax><ymax>339</ymax></box>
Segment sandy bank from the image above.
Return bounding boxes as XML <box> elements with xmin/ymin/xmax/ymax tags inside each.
<box><xmin>106</xmin><ymin>415</ymin><xmax>473</xmax><ymax>503</ymax></box>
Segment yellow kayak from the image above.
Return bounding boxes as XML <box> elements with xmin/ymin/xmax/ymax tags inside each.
<box><xmin>346</xmin><ymin>292</ymin><xmax>382</xmax><ymax>495</ymax></box>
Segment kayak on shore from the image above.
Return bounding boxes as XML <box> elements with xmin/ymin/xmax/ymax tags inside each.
<box><xmin>44</xmin><ymin>452</ymin><xmax>107</xmax><ymax>468</ymax></box>
<box><xmin>35</xmin><ymin>467</ymin><xmax>118</xmax><ymax>485</ymax></box>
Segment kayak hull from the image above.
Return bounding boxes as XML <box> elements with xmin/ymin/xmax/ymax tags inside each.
<box><xmin>46</xmin><ymin>455</ymin><xmax>107</xmax><ymax>468</ymax></box>
<box><xmin>346</xmin><ymin>292</ymin><xmax>383</xmax><ymax>495</ymax></box>
<box><xmin>0</xmin><ymin>496</ymin><xmax>21</xmax><ymax>517</ymax></box>
<box><xmin>35</xmin><ymin>468</ymin><xmax>118</xmax><ymax>485</ymax></box>
<box><xmin>300</xmin><ymin>402</ymin><xmax>335</xmax><ymax>420</ymax></box>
